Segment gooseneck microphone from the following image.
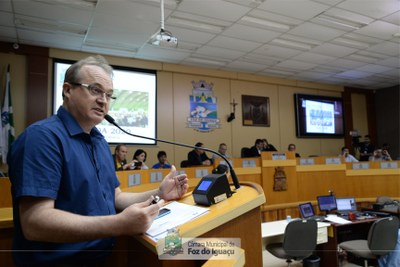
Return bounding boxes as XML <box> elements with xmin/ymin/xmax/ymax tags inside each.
<box><xmin>104</xmin><ymin>114</ymin><xmax>240</xmax><ymax>189</ymax></box>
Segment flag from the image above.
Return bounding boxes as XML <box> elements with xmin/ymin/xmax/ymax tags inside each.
<box><xmin>1</xmin><ymin>65</ymin><xmax>15</xmax><ymax>164</ymax></box>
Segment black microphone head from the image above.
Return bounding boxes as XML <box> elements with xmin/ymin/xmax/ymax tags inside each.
<box><xmin>104</xmin><ymin>114</ymin><xmax>115</xmax><ymax>124</ymax></box>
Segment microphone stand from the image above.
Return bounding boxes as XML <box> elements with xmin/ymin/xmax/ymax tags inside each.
<box><xmin>104</xmin><ymin>115</ymin><xmax>241</xmax><ymax>190</ymax></box>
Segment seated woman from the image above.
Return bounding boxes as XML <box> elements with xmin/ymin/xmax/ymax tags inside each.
<box><xmin>131</xmin><ymin>149</ymin><xmax>149</xmax><ymax>170</ymax></box>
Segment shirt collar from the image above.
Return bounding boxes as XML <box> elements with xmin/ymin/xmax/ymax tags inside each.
<box><xmin>57</xmin><ymin>106</ymin><xmax>102</xmax><ymax>138</ymax></box>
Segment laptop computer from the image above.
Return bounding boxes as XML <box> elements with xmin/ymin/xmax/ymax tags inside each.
<box><xmin>298</xmin><ymin>202</ymin><xmax>326</xmax><ymax>221</ymax></box>
<box><xmin>336</xmin><ymin>197</ymin><xmax>362</xmax><ymax>217</ymax></box>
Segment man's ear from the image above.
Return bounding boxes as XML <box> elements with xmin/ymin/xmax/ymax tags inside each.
<box><xmin>62</xmin><ymin>83</ymin><xmax>71</xmax><ymax>99</ymax></box>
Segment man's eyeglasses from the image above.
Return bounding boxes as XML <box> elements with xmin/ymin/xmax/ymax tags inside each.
<box><xmin>69</xmin><ymin>82</ymin><xmax>116</xmax><ymax>101</ymax></box>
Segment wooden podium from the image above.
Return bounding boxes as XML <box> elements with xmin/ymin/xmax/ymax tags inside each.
<box><xmin>107</xmin><ymin>182</ymin><xmax>266</xmax><ymax>267</ymax></box>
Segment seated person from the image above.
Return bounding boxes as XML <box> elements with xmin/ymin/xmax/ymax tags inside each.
<box><xmin>212</xmin><ymin>143</ymin><xmax>230</xmax><ymax>160</ymax></box>
<box><xmin>248</xmin><ymin>139</ymin><xmax>264</xmax><ymax>157</ymax></box>
<box><xmin>131</xmin><ymin>149</ymin><xmax>149</xmax><ymax>170</ymax></box>
<box><xmin>339</xmin><ymin>146</ymin><xmax>358</xmax><ymax>162</ymax></box>
<box><xmin>359</xmin><ymin>135</ymin><xmax>375</xmax><ymax>161</ymax></box>
<box><xmin>152</xmin><ymin>151</ymin><xmax>172</xmax><ymax>169</ymax></box>
<box><xmin>262</xmin><ymin>138</ymin><xmax>277</xmax><ymax>151</ymax></box>
<box><xmin>187</xmin><ymin>142</ymin><xmax>212</xmax><ymax>166</ymax></box>
<box><xmin>288</xmin><ymin>143</ymin><xmax>301</xmax><ymax>158</ymax></box>
<box><xmin>113</xmin><ymin>144</ymin><xmax>135</xmax><ymax>171</ymax></box>
<box><xmin>369</xmin><ymin>148</ymin><xmax>392</xmax><ymax>161</ymax></box>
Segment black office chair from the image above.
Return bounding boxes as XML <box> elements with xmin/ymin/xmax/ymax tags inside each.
<box><xmin>180</xmin><ymin>160</ymin><xmax>190</xmax><ymax>168</ymax></box>
<box><xmin>241</xmin><ymin>147</ymin><xmax>251</xmax><ymax>158</ymax></box>
<box><xmin>266</xmin><ymin>219</ymin><xmax>318</xmax><ymax>266</ymax></box>
<box><xmin>339</xmin><ymin>216</ymin><xmax>399</xmax><ymax>267</ymax></box>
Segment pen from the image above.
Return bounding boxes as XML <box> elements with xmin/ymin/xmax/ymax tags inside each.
<box><xmin>150</xmin><ymin>195</ymin><xmax>160</xmax><ymax>205</ymax></box>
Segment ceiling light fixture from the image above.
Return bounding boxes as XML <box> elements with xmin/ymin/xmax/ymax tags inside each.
<box><xmin>32</xmin><ymin>0</ymin><xmax>97</xmax><ymax>9</ymax></box>
<box><xmin>279</xmin><ymin>35</ymin><xmax>322</xmax><ymax>46</ymax></box>
<box><xmin>270</xmin><ymin>39</ymin><xmax>312</xmax><ymax>51</ymax></box>
<box><xmin>240</xmin><ymin>16</ymin><xmax>291</xmax><ymax>31</ymax></box>
<box><xmin>315</xmin><ymin>14</ymin><xmax>367</xmax><ymax>30</ymax></box>
<box><xmin>150</xmin><ymin>0</ymin><xmax>178</xmax><ymax>48</ymax></box>
<box><xmin>168</xmin><ymin>16</ymin><xmax>225</xmax><ymax>33</ymax></box>
<box><xmin>332</xmin><ymin>37</ymin><xmax>369</xmax><ymax>49</ymax></box>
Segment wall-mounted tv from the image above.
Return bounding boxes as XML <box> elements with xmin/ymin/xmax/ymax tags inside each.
<box><xmin>53</xmin><ymin>59</ymin><xmax>157</xmax><ymax>145</ymax></box>
<box><xmin>294</xmin><ymin>93</ymin><xmax>344</xmax><ymax>138</ymax></box>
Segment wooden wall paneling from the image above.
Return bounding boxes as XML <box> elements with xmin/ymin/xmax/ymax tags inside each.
<box><xmin>261</xmin><ymin>166</ymin><xmax>298</xmax><ymax>205</ymax></box>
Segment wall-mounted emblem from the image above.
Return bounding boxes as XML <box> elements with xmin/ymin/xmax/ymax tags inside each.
<box><xmin>187</xmin><ymin>80</ymin><xmax>220</xmax><ymax>132</ymax></box>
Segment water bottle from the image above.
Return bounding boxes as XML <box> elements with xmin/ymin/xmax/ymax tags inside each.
<box><xmin>286</xmin><ymin>215</ymin><xmax>292</xmax><ymax>223</ymax></box>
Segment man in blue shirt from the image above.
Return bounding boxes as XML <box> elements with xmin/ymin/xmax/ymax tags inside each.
<box><xmin>8</xmin><ymin>55</ymin><xmax>188</xmax><ymax>266</ymax></box>
<box><xmin>152</xmin><ymin>151</ymin><xmax>172</xmax><ymax>169</ymax></box>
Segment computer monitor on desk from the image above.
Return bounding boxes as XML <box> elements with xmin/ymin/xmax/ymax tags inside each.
<box><xmin>336</xmin><ymin>197</ymin><xmax>357</xmax><ymax>214</ymax></box>
<box><xmin>317</xmin><ymin>195</ymin><xmax>337</xmax><ymax>214</ymax></box>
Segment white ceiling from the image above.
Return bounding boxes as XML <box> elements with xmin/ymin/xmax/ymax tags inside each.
<box><xmin>0</xmin><ymin>0</ymin><xmax>399</xmax><ymax>90</ymax></box>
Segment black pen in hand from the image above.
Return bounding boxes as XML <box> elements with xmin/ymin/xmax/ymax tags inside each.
<box><xmin>150</xmin><ymin>196</ymin><xmax>160</xmax><ymax>205</ymax></box>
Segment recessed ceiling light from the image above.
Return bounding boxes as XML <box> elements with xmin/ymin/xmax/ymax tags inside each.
<box><xmin>270</xmin><ymin>39</ymin><xmax>312</xmax><ymax>51</ymax></box>
<box><xmin>240</xmin><ymin>16</ymin><xmax>291</xmax><ymax>31</ymax></box>
<box><xmin>315</xmin><ymin>14</ymin><xmax>367</xmax><ymax>30</ymax></box>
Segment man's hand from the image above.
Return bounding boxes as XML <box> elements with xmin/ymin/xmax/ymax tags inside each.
<box><xmin>159</xmin><ymin>165</ymin><xmax>188</xmax><ymax>201</ymax></box>
<box><xmin>119</xmin><ymin>198</ymin><xmax>165</xmax><ymax>235</ymax></box>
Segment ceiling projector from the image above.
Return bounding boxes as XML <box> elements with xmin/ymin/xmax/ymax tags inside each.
<box><xmin>151</xmin><ymin>30</ymin><xmax>178</xmax><ymax>47</ymax></box>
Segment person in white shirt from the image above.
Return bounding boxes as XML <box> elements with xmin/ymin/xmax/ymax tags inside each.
<box><xmin>212</xmin><ymin>143</ymin><xmax>230</xmax><ymax>160</ymax></box>
<box><xmin>339</xmin><ymin>147</ymin><xmax>359</xmax><ymax>162</ymax></box>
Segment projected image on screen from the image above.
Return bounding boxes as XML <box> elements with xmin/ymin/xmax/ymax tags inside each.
<box><xmin>294</xmin><ymin>93</ymin><xmax>344</xmax><ymax>138</ymax></box>
<box><xmin>53</xmin><ymin>60</ymin><xmax>157</xmax><ymax>145</ymax></box>
<box><xmin>305</xmin><ymin>100</ymin><xmax>334</xmax><ymax>134</ymax></box>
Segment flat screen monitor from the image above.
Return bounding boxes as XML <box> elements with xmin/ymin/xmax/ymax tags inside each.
<box><xmin>317</xmin><ymin>195</ymin><xmax>337</xmax><ymax>212</ymax></box>
<box><xmin>336</xmin><ymin>197</ymin><xmax>357</xmax><ymax>212</ymax></box>
<box><xmin>294</xmin><ymin>93</ymin><xmax>345</xmax><ymax>138</ymax></box>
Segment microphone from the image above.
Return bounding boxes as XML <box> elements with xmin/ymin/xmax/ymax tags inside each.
<box><xmin>104</xmin><ymin>114</ymin><xmax>241</xmax><ymax>189</ymax></box>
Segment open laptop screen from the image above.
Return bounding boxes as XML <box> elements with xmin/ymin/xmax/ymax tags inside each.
<box><xmin>317</xmin><ymin>195</ymin><xmax>337</xmax><ymax>212</ymax></box>
<box><xmin>336</xmin><ymin>197</ymin><xmax>357</xmax><ymax>212</ymax></box>
<box><xmin>299</xmin><ymin>202</ymin><xmax>315</xmax><ymax>218</ymax></box>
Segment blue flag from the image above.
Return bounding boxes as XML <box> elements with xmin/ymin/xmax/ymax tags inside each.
<box><xmin>1</xmin><ymin>65</ymin><xmax>15</xmax><ymax>164</ymax></box>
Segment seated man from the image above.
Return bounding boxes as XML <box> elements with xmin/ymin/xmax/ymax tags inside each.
<box><xmin>339</xmin><ymin>147</ymin><xmax>358</xmax><ymax>162</ymax></box>
<box><xmin>369</xmin><ymin>148</ymin><xmax>392</xmax><ymax>161</ymax></box>
<box><xmin>187</xmin><ymin>142</ymin><xmax>212</xmax><ymax>166</ymax></box>
<box><xmin>113</xmin><ymin>144</ymin><xmax>135</xmax><ymax>171</ymax></box>
<box><xmin>288</xmin><ymin>143</ymin><xmax>301</xmax><ymax>158</ymax></box>
<box><xmin>212</xmin><ymin>143</ymin><xmax>230</xmax><ymax>161</ymax></box>
<box><xmin>262</xmin><ymin>138</ymin><xmax>277</xmax><ymax>152</ymax></box>
<box><xmin>152</xmin><ymin>151</ymin><xmax>172</xmax><ymax>169</ymax></box>
<box><xmin>248</xmin><ymin>139</ymin><xmax>264</xmax><ymax>157</ymax></box>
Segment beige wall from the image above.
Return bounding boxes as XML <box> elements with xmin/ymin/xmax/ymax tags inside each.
<box><xmin>0</xmin><ymin>53</ymin><xmax>27</xmax><ymax>137</ymax></box>
<box><xmin>1</xmin><ymin>49</ymin><xmax>354</xmax><ymax>169</ymax></box>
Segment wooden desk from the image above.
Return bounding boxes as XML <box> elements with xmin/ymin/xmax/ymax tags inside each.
<box><xmin>114</xmin><ymin>182</ymin><xmax>266</xmax><ymax>267</ymax></box>
<box><xmin>0</xmin><ymin>178</ymin><xmax>12</xmax><ymax>208</ymax></box>
<box><xmin>0</xmin><ymin>208</ymin><xmax>13</xmax><ymax>267</ymax></box>
<box><xmin>0</xmin><ymin>184</ymin><xmax>264</xmax><ymax>267</ymax></box>
<box><xmin>261</xmin><ymin>219</ymin><xmax>330</xmax><ymax>252</ymax></box>
<box><xmin>317</xmin><ymin>218</ymin><xmax>377</xmax><ymax>267</ymax></box>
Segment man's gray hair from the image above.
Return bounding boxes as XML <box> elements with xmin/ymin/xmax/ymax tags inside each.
<box><xmin>64</xmin><ymin>55</ymin><xmax>113</xmax><ymax>83</ymax></box>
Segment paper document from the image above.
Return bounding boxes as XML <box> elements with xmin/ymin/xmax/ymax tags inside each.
<box><xmin>324</xmin><ymin>214</ymin><xmax>352</xmax><ymax>224</ymax></box>
<box><xmin>146</xmin><ymin>201</ymin><xmax>209</xmax><ymax>239</ymax></box>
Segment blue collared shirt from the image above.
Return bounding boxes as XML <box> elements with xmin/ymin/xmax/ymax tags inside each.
<box><xmin>8</xmin><ymin>106</ymin><xmax>120</xmax><ymax>266</ymax></box>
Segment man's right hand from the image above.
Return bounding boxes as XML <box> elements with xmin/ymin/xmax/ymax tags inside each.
<box><xmin>118</xmin><ymin>198</ymin><xmax>165</xmax><ymax>235</ymax></box>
